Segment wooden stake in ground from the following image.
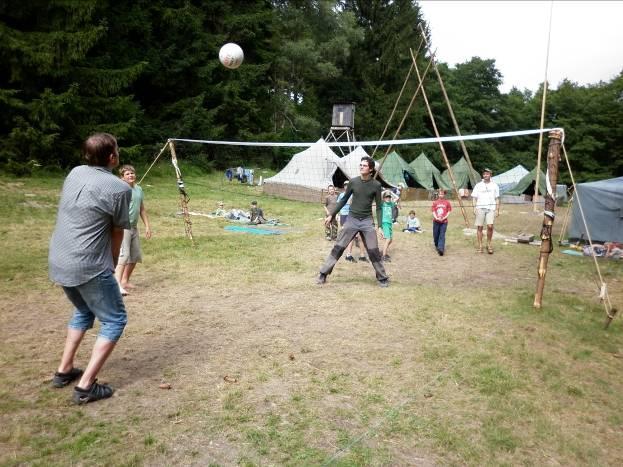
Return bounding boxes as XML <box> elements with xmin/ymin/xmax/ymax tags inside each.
<box><xmin>168</xmin><ymin>140</ymin><xmax>195</xmax><ymax>244</ymax></box>
<box><xmin>533</xmin><ymin>130</ymin><xmax>562</xmax><ymax>309</ymax></box>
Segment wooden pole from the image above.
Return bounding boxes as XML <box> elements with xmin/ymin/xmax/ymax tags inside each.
<box><xmin>370</xmin><ymin>39</ymin><xmax>424</xmax><ymax>159</ymax></box>
<box><xmin>533</xmin><ymin>1</ymin><xmax>554</xmax><ymax>212</ymax></box>
<box><xmin>168</xmin><ymin>140</ymin><xmax>195</xmax><ymax>244</ymax></box>
<box><xmin>374</xmin><ymin>50</ymin><xmax>436</xmax><ymax>176</ymax></box>
<box><xmin>417</xmin><ymin>23</ymin><xmax>478</xmax><ymax>186</ymax></box>
<box><xmin>533</xmin><ymin>130</ymin><xmax>562</xmax><ymax>309</ymax></box>
<box><xmin>409</xmin><ymin>48</ymin><xmax>469</xmax><ymax>226</ymax></box>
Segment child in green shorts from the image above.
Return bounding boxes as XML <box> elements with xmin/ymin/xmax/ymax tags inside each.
<box><xmin>380</xmin><ymin>191</ymin><xmax>395</xmax><ymax>262</ymax></box>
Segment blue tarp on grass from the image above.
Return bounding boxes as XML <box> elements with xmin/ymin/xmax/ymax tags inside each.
<box><xmin>224</xmin><ymin>225</ymin><xmax>284</xmax><ymax>235</ymax></box>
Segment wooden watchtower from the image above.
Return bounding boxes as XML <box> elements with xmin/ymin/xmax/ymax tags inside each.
<box><xmin>325</xmin><ymin>103</ymin><xmax>356</xmax><ymax>156</ymax></box>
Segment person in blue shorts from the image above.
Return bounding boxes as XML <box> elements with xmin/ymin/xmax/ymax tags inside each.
<box><xmin>49</xmin><ymin>133</ymin><xmax>132</xmax><ymax>404</ymax></box>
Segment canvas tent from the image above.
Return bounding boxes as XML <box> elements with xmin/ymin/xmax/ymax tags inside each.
<box><xmin>505</xmin><ymin>166</ymin><xmax>568</xmax><ymax>203</ymax></box>
<box><xmin>377</xmin><ymin>151</ymin><xmax>416</xmax><ymax>188</ymax></box>
<box><xmin>492</xmin><ymin>164</ymin><xmax>529</xmax><ymax>194</ymax></box>
<box><xmin>336</xmin><ymin>146</ymin><xmax>391</xmax><ymax>187</ymax></box>
<box><xmin>440</xmin><ymin>157</ymin><xmax>480</xmax><ymax>189</ymax></box>
<box><xmin>263</xmin><ymin>138</ymin><xmax>345</xmax><ymax>202</ymax></box>
<box><xmin>505</xmin><ymin>166</ymin><xmax>547</xmax><ymax>196</ymax></box>
<box><xmin>408</xmin><ymin>152</ymin><xmax>448</xmax><ymax>190</ymax></box>
<box><xmin>568</xmin><ymin>177</ymin><xmax>623</xmax><ymax>243</ymax></box>
<box><xmin>336</xmin><ymin>146</ymin><xmax>372</xmax><ymax>179</ymax></box>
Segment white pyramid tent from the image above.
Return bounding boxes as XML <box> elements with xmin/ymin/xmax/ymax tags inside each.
<box><xmin>263</xmin><ymin>138</ymin><xmax>344</xmax><ymax>202</ymax></box>
<box><xmin>336</xmin><ymin>146</ymin><xmax>390</xmax><ymax>187</ymax></box>
<box><xmin>337</xmin><ymin>146</ymin><xmax>372</xmax><ymax>179</ymax></box>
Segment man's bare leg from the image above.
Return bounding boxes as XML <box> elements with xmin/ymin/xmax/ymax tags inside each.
<box><xmin>58</xmin><ymin>327</ymin><xmax>86</xmax><ymax>373</ymax></box>
<box><xmin>76</xmin><ymin>337</ymin><xmax>117</xmax><ymax>389</ymax></box>
<box><xmin>477</xmin><ymin>226</ymin><xmax>484</xmax><ymax>251</ymax></box>
<box><xmin>487</xmin><ymin>225</ymin><xmax>494</xmax><ymax>251</ymax></box>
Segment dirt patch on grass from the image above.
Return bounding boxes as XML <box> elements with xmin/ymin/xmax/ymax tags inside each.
<box><xmin>2</xmin><ymin>196</ymin><xmax>622</xmax><ymax>465</ymax></box>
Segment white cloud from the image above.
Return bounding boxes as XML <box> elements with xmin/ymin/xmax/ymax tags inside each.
<box><xmin>419</xmin><ymin>0</ymin><xmax>623</xmax><ymax>92</ymax></box>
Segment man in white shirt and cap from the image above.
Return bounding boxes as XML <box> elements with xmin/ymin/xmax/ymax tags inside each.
<box><xmin>471</xmin><ymin>168</ymin><xmax>500</xmax><ymax>254</ymax></box>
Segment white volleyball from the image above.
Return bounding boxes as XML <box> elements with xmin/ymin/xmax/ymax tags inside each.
<box><xmin>219</xmin><ymin>43</ymin><xmax>244</xmax><ymax>69</ymax></box>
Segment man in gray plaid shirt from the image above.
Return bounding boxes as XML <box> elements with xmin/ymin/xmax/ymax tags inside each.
<box><xmin>49</xmin><ymin>133</ymin><xmax>132</xmax><ymax>404</ymax></box>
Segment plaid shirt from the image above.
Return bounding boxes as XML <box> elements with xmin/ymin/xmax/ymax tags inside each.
<box><xmin>49</xmin><ymin>165</ymin><xmax>131</xmax><ymax>286</ymax></box>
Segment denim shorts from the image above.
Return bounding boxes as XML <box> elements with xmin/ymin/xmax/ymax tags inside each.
<box><xmin>63</xmin><ymin>270</ymin><xmax>128</xmax><ymax>342</ymax></box>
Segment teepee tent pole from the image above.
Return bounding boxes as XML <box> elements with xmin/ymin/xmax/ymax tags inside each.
<box><xmin>534</xmin><ymin>1</ymin><xmax>554</xmax><ymax>213</ymax></box>
<box><xmin>370</xmin><ymin>39</ymin><xmax>424</xmax><ymax>159</ymax></box>
<box><xmin>375</xmin><ymin>50</ymin><xmax>435</xmax><ymax>176</ymax></box>
<box><xmin>409</xmin><ymin>48</ymin><xmax>469</xmax><ymax>226</ymax></box>
<box><xmin>417</xmin><ymin>23</ymin><xmax>478</xmax><ymax>186</ymax></box>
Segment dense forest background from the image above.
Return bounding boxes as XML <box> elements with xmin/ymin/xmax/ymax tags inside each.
<box><xmin>1</xmin><ymin>0</ymin><xmax>621</xmax><ymax>181</ymax></box>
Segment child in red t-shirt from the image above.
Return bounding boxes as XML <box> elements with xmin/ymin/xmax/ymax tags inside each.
<box><xmin>432</xmin><ymin>189</ymin><xmax>452</xmax><ymax>256</ymax></box>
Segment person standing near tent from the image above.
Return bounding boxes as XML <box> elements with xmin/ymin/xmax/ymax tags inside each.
<box><xmin>49</xmin><ymin>132</ymin><xmax>132</xmax><ymax>404</ymax></box>
<box><xmin>432</xmin><ymin>189</ymin><xmax>452</xmax><ymax>256</ymax></box>
<box><xmin>317</xmin><ymin>156</ymin><xmax>389</xmax><ymax>287</ymax></box>
<box><xmin>471</xmin><ymin>168</ymin><xmax>500</xmax><ymax>254</ymax></box>
<box><xmin>380</xmin><ymin>191</ymin><xmax>396</xmax><ymax>262</ymax></box>
<box><xmin>338</xmin><ymin>181</ymin><xmax>368</xmax><ymax>263</ymax></box>
<box><xmin>323</xmin><ymin>184</ymin><xmax>338</xmax><ymax>241</ymax></box>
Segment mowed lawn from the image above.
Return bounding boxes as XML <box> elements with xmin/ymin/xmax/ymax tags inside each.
<box><xmin>1</xmin><ymin>169</ymin><xmax>622</xmax><ymax>466</ymax></box>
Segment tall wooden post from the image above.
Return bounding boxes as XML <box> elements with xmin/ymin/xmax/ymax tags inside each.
<box><xmin>417</xmin><ymin>23</ymin><xmax>478</xmax><ymax>186</ymax></box>
<box><xmin>533</xmin><ymin>130</ymin><xmax>562</xmax><ymax>308</ymax></box>
<box><xmin>409</xmin><ymin>49</ymin><xmax>469</xmax><ymax>226</ymax></box>
<box><xmin>168</xmin><ymin>140</ymin><xmax>195</xmax><ymax>244</ymax></box>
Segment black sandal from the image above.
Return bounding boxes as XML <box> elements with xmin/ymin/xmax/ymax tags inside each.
<box><xmin>72</xmin><ymin>379</ymin><xmax>114</xmax><ymax>404</ymax></box>
<box><xmin>52</xmin><ymin>368</ymin><xmax>83</xmax><ymax>388</ymax></box>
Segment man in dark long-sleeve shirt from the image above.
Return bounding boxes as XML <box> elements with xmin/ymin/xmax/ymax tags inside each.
<box><xmin>317</xmin><ymin>156</ymin><xmax>389</xmax><ymax>287</ymax></box>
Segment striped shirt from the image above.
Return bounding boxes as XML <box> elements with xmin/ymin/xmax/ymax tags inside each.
<box><xmin>49</xmin><ymin>165</ymin><xmax>132</xmax><ymax>286</ymax></box>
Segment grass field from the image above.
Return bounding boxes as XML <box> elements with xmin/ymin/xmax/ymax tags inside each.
<box><xmin>1</xmin><ymin>168</ymin><xmax>622</xmax><ymax>466</ymax></box>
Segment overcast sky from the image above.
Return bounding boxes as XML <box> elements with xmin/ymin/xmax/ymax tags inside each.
<box><xmin>418</xmin><ymin>1</ymin><xmax>623</xmax><ymax>93</ymax></box>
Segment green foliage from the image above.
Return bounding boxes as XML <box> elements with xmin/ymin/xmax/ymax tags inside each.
<box><xmin>0</xmin><ymin>1</ymin><xmax>621</xmax><ymax>178</ymax></box>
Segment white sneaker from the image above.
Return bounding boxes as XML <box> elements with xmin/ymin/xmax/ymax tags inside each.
<box><xmin>119</xmin><ymin>286</ymin><xmax>129</xmax><ymax>296</ymax></box>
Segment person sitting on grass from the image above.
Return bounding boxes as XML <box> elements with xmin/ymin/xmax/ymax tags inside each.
<box><xmin>403</xmin><ymin>210</ymin><xmax>422</xmax><ymax>233</ymax></box>
<box><xmin>249</xmin><ymin>200</ymin><xmax>266</xmax><ymax>225</ymax></box>
<box><xmin>380</xmin><ymin>191</ymin><xmax>396</xmax><ymax>262</ymax></box>
<box><xmin>114</xmin><ymin>165</ymin><xmax>152</xmax><ymax>296</ymax></box>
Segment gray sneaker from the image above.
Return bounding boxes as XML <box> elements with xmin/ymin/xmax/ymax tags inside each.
<box><xmin>345</xmin><ymin>255</ymin><xmax>356</xmax><ymax>263</ymax></box>
<box><xmin>378</xmin><ymin>279</ymin><xmax>390</xmax><ymax>288</ymax></box>
<box><xmin>316</xmin><ymin>273</ymin><xmax>327</xmax><ymax>285</ymax></box>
